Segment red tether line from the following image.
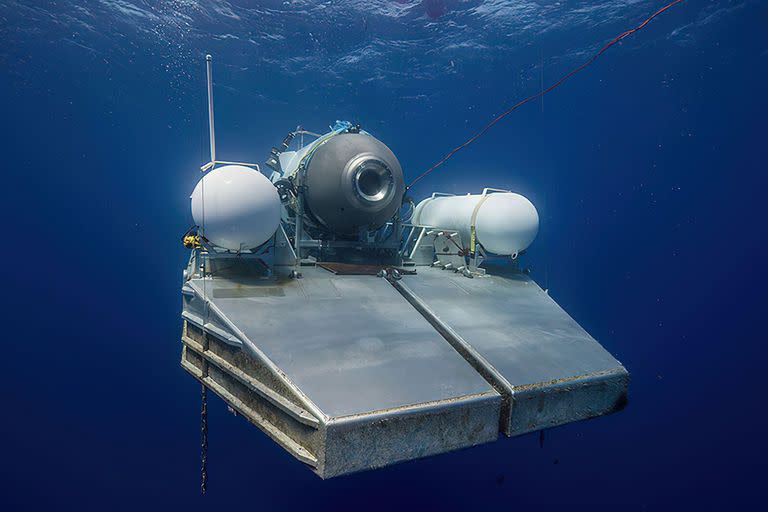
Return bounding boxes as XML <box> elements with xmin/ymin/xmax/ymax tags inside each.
<box><xmin>408</xmin><ymin>0</ymin><xmax>686</xmax><ymax>189</ymax></box>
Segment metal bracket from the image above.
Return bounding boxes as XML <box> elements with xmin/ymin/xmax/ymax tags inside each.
<box><xmin>481</xmin><ymin>187</ymin><xmax>512</xmax><ymax>196</ymax></box>
<box><xmin>430</xmin><ymin>192</ymin><xmax>456</xmax><ymax>199</ymax></box>
<box><xmin>201</xmin><ymin>161</ymin><xmax>261</xmax><ymax>173</ymax></box>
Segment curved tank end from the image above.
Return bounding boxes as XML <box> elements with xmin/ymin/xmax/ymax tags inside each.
<box><xmin>476</xmin><ymin>193</ymin><xmax>539</xmax><ymax>256</ymax></box>
<box><xmin>191</xmin><ymin>165</ymin><xmax>281</xmax><ymax>251</ymax></box>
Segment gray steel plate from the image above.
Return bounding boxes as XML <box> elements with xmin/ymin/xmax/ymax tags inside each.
<box><xmin>396</xmin><ymin>266</ymin><xmax>624</xmax><ymax>387</ymax></box>
<box><xmin>190</xmin><ymin>267</ymin><xmax>495</xmax><ymax>418</ymax></box>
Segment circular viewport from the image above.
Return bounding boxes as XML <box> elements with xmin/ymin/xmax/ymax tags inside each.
<box><xmin>354</xmin><ymin>160</ymin><xmax>392</xmax><ymax>203</ymax></box>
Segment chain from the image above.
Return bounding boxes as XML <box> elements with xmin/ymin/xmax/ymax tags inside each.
<box><xmin>200</xmin><ymin>382</ymin><xmax>208</xmax><ymax>495</ymax></box>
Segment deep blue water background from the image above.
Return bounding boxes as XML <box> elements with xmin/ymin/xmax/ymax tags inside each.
<box><xmin>2</xmin><ymin>0</ymin><xmax>767</xmax><ymax>509</ymax></box>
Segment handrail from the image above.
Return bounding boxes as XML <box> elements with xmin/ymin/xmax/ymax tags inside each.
<box><xmin>200</xmin><ymin>161</ymin><xmax>261</xmax><ymax>173</ymax></box>
<box><xmin>481</xmin><ymin>187</ymin><xmax>512</xmax><ymax>196</ymax></box>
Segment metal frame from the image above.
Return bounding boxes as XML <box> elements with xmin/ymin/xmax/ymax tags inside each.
<box><xmin>180</xmin><ymin>268</ymin><xmax>501</xmax><ymax>478</ymax></box>
<box><xmin>391</xmin><ymin>266</ymin><xmax>629</xmax><ymax>436</ymax></box>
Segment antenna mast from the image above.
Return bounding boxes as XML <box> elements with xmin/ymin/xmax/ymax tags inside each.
<box><xmin>206</xmin><ymin>54</ymin><xmax>216</xmax><ymax>165</ymax></box>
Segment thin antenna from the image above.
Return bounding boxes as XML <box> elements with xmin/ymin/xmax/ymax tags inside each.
<box><xmin>206</xmin><ymin>54</ymin><xmax>216</xmax><ymax>165</ymax></box>
<box><xmin>198</xmin><ymin>55</ymin><xmax>259</xmax><ymax>174</ymax></box>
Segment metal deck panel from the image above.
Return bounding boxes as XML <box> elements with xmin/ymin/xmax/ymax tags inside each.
<box><xmin>394</xmin><ymin>266</ymin><xmax>628</xmax><ymax>434</ymax></box>
<box><xmin>397</xmin><ymin>267</ymin><xmax>622</xmax><ymax>384</ymax></box>
<box><xmin>189</xmin><ymin>267</ymin><xmax>496</xmax><ymax>419</ymax></box>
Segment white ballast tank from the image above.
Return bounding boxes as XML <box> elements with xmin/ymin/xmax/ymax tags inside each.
<box><xmin>191</xmin><ymin>165</ymin><xmax>281</xmax><ymax>251</ymax></box>
<box><xmin>412</xmin><ymin>190</ymin><xmax>539</xmax><ymax>257</ymax></box>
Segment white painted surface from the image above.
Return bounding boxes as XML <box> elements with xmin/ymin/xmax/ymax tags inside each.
<box><xmin>412</xmin><ymin>192</ymin><xmax>539</xmax><ymax>256</ymax></box>
<box><xmin>191</xmin><ymin>165</ymin><xmax>281</xmax><ymax>251</ymax></box>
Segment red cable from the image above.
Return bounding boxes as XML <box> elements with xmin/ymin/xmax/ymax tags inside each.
<box><xmin>408</xmin><ymin>0</ymin><xmax>686</xmax><ymax>189</ymax></box>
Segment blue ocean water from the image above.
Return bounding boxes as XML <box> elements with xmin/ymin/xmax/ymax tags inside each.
<box><xmin>2</xmin><ymin>0</ymin><xmax>766</xmax><ymax>508</ymax></box>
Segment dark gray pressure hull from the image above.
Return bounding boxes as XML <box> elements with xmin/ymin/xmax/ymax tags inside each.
<box><xmin>304</xmin><ymin>133</ymin><xmax>405</xmax><ymax>234</ymax></box>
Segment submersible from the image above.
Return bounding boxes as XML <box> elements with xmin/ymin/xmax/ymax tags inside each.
<box><xmin>179</xmin><ymin>56</ymin><xmax>628</xmax><ymax>479</ymax></box>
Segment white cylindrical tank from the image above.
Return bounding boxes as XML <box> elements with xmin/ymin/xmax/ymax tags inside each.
<box><xmin>191</xmin><ymin>165</ymin><xmax>281</xmax><ymax>251</ymax></box>
<box><xmin>412</xmin><ymin>190</ymin><xmax>539</xmax><ymax>257</ymax></box>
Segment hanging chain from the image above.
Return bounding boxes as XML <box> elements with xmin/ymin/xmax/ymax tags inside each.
<box><xmin>200</xmin><ymin>382</ymin><xmax>208</xmax><ymax>495</ymax></box>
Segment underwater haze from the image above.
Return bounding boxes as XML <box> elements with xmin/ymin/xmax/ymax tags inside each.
<box><xmin>2</xmin><ymin>0</ymin><xmax>767</xmax><ymax>509</ymax></box>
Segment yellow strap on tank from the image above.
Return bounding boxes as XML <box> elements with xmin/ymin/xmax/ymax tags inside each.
<box><xmin>469</xmin><ymin>194</ymin><xmax>491</xmax><ymax>257</ymax></box>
